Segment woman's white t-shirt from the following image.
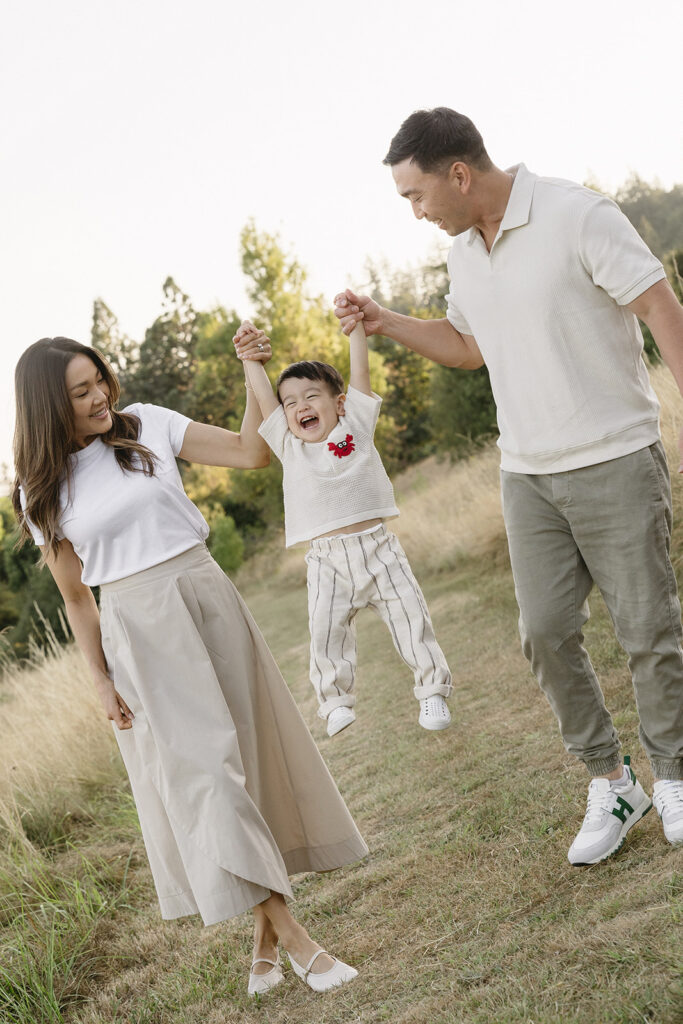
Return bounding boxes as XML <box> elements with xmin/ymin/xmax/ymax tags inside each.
<box><xmin>21</xmin><ymin>403</ymin><xmax>209</xmax><ymax>586</ymax></box>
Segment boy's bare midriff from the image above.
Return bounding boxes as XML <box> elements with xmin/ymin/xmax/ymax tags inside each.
<box><xmin>313</xmin><ymin>517</ymin><xmax>383</xmax><ymax>541</ymax></box>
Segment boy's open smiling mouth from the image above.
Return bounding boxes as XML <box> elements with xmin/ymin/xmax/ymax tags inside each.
<box><xmin>300</xmin><ymin>415</ymin><xmax>319</xmax><ymax>430</ymax></box>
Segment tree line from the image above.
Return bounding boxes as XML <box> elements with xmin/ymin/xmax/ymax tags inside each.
<box><xmin>2</xmin><ymin>178</ymin><xmax>682</xmax><ymax>658</ymax></box>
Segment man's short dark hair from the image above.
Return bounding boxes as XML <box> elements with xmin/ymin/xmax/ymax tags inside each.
<box><xmin>276</xmin><ymin>360</ymin><xmax>345</xmax><ymax>402</ymax></box>
<box><xmin>383</xmin><ymin>107</ymin><xmax>492</xmax><ymax>174</ymax></box>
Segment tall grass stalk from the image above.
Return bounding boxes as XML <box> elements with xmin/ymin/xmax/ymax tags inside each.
<box><xmin>0</xmin><ymin>850</ymin><xmax>135</xmax><ymax>1024</ymax></box>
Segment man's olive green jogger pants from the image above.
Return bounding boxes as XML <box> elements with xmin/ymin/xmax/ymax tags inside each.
<box><xmin>501</xmin><ymin>442</ymin><xmax>683</xmax><ymax>780</ymax></box>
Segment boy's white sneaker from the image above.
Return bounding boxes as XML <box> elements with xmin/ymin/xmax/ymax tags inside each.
<box><xmin>418</xmin><ymin>695</ymin><xmax>451</xmax><ymax>731</ymax></box>
<box><xmin>567</xmin><ymin>759</ymin><xmax>652</xmax><ymax>866</ymax></box>
<box><xmin>327</xmin><ymin>707</ymin><xmax>356</xmax><ymax>737</ymax></box>
<box><xmin>652</xmin><ymin>780</ymin><xmax>683</xmax><ymax>845</ymax></box>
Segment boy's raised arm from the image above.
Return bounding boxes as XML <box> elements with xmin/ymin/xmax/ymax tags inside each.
<box><xmin>348</xmin><ymin>322</ymin><xmax>372</xmax><ymax>396</ymax></box>
<box><xmin>233</xmin><ymin>321</ymin><xmax>280</xmax><ymax>419</ymax></box>
<box><xmin>243</xmin><ymin>359</ymin><xmax>279</xmax><ymax>419</ymax></box>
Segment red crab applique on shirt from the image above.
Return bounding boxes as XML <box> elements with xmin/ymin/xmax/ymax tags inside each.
<box><xmin>328</xmin><ymin>434</ymin><xmax>355</xmax><ymax>458</ymax></box>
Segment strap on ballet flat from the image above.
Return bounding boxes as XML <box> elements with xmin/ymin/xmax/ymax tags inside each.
<box><xmin>303</xmin><ymin>949</ymin><xmax>335</xmax><ymax>982</ymax></box>
<box><xmin>250</xmin><ymin>956</ymin><xmax>279</xmax><ymax>971</ymax></box>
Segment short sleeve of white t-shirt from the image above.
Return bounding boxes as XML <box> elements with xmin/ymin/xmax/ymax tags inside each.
<box><xmin>126</xmin><ymin>401</ymin><xmax>191</xmax><ymax>455</ymax></box>
<box><xmin>20</xmin><ymin>403</ymin><xmax>209</xmax><ymax>584</ymax></box>
<box><xmin>258</xmin><ymin>404</ymin><xmax>289</xmax><ymax>459</ymax></box>
<box><xmin>446</xmin><ymin>278</ymin><xmax>474</xmax><ymax>335</ymax></box>
<box><xmin>578</xmin><ymin>196</ymin><xmax>667</xmax><ymax>305</ymax></box>
<box><xmin>342</xmin><ymin>385</ymin><xmax>382</xmax><ymax>436</ymax></box>
<box><xmin>19</xmin><ymin>488</ymin><xmax>50</xmax><ymax>546</ymax></box>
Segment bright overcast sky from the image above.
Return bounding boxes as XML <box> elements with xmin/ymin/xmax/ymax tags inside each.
<box><xmin>1</xmin><ymin>0</ymin><xmax>682</xmax><ymax>474</ymax></box>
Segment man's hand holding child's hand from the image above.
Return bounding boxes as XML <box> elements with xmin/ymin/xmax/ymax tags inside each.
<box><xmin>334</xmin><ymin>289</ymin><xmax>385</xmax><ymax>337</ymax></box>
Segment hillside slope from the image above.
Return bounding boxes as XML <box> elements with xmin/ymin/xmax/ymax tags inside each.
<box><xmin>1</xmin><ymin>366</ymin><xmax>681</xmax><ymax>1024</ymax></box>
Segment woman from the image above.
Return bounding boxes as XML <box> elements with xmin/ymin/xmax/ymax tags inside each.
<box><xmin>12</xmin><ymin>334</ymin><xmax>367</xmax><ymax>997</ymax></box>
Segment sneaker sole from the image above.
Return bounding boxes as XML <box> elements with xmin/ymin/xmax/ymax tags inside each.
<box><xmin>327</xmin><ymin>714</ymin><xmax>356</xmax><ymax>738</ymax></box>
<box><xmin>570</xmin><ymin>800</ymin><xmax>653</xmax><ymax>866</ymax></box>
<box><xmin>418</xmin><ymin>716</ymin><xmax>452</xmax><ymax>732</ymax></box>
<box><xmin>658</xmin><ymin>819</ymin><xmax>683</xmax><ymax>846</ymax></box>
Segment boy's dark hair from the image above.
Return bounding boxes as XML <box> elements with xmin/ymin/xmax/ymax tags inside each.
<box><xmin>276</xmin><ymin>361</ymin><xmax>345</xmax><ymax>401</ymax></box>
<box><xmin>383</xmin><ymin>107</ymin><xmax>492</xmax><ymax>174</ymax></box>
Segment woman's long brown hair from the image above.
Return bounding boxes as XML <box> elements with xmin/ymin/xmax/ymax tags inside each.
<box><xmin>12</xmin><ymin>337</ymin><xmax>157</xmax><ymax>559</ymax></box>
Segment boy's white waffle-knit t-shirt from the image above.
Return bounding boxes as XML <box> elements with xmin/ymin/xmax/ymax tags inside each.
<box><xmin>258</xmin><ymin>386</ymin><xmax>399</xmax><ymax>546</ymax></box>
<box><xmin>445</xmin><ymin>164</ymin><xmax>666</xmax><ymax>474</ymax></box>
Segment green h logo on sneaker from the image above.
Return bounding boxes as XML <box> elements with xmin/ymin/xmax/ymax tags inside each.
<box><xmin>611</xmin><ymin>796</ymin><xmax>634</xmax><ymax>823</ymax></box>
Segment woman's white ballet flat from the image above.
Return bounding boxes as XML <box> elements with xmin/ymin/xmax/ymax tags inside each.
<box><xmin>247</xmin><ymin>955</ymin><xmax>285</xmax><ymax>996</ymax></box>
<box><xmin>287</xmin><ymin>949</ymin><xmax>358</xmax><ymax>993</ymax></box>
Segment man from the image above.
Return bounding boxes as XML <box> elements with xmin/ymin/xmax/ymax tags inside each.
<box><xmin>334</xmin><ymin>106</ymin><xmax>683</xmax><ymax>864</ymax></box>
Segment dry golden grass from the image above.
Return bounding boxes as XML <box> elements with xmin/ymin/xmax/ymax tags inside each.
<box><xmin>1</xmin><ymin>362</ymin><xmax>682</xmax><ymax>1024</ymax></box>
<box><xmin>391</xmin><ymin>445</ymin><xmax>506</xmax><ymax>573</ymax></box>
<box><xmin>0</xmin><ymin>646</ymin><xmax>115</xmax><ymax>794</ymax></box>
<box><xmin>0</xmin><ymin>646</ymin><xmax>124</xmax><ymax>851</ymax></box>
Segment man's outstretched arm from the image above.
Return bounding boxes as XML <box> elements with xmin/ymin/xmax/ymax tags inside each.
<box><xmin>334</xmin><ymin>288</ymin><xmax>484</xmax><ymax>370</ymax></box>
<box><xmin>627</xmin><ymin>277</ymin><xmax>683</xmax><ymax>470</ymax></box>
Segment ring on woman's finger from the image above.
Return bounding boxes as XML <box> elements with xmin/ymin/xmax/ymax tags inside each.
<box><xmin>258</xmin><ymin>343</ymin><xmax>264</xmax><ymax>351</ymax></box>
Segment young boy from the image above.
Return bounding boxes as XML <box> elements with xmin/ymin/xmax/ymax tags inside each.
<box><xmin>234</xmin><ymin>319</ymin><xmax>452</xmax><ymax>738</ymax></box>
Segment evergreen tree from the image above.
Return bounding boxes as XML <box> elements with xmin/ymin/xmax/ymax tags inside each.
<box><xmin>365</xmin><ymin>256</ymin><xmax>498</xmax><ymax>465</ymax></box>
<box><xmin>614</xmin><ymin>176</ymin><xmax>683</xmax><ymax>260</ymax></box>
<box><xmin>429</xmin><ymin>364</ymin><xmax>498</xmax><ymax>458</ymax></box>
<box><xmin>365</xmin><ymin>260</ymin><xmax>441</xmax><ymax>470</ymax></box>
<box><xmin>91</xmin><ymin>298</ymin><xmax>138</xmax><ymax>402</ymax></box>
<box><xmin>184</xmin><ymin>306</ymin><xmax>244</xmax><ymax>428</ymax></box>
<box><xmin>0</xmin><ymin>499</ymin><xmax>65</xmax><ymax>658</ymax></box>
<box><xmin>240</xmin><ymin>221</ymin><xmax>348</xmax><ymax>374</ymax></box>
<box><xmin>132</xmin><ymin>277</ymin><xmax>198</xmax><ymax>413</ymax></box>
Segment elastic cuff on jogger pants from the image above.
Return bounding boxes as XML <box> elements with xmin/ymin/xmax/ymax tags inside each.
<box><xmin>650</xmin><ymin>759</ymin><xmax>683</xmax><ymax>781</ymax></box>
<box><xmin>583</xmin><ymin>753</ymin><xmax>621</xmax><ymax>776</ymax></box>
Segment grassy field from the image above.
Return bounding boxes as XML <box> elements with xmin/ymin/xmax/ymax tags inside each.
<box><xmin>1</xmin><ymin>367</ymin><xmax>682</xmax><ymax>1024</ymax></box>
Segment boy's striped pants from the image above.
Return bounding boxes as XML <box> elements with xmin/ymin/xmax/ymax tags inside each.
<box><xmin>305</xmin><ymin>524</ymin><xmax>452</xmax><ymax>719</ymax></box>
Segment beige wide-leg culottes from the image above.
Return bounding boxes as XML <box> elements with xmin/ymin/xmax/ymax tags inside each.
<box><xmin>99</xmin><ymin>544</ymin><xmax>368</xmax><ymax>926</ymax></box>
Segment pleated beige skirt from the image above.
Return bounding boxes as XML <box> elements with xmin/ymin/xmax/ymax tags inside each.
<box><xmin>99</xmin><ymin>544</ymin><xmax>368</xmax><ymax>926</ymax></box>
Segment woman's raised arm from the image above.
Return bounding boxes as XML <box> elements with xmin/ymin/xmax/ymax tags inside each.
<box><xmin>179</xmin><ymin>327</ymin><xmax>273</xmax><ymax>469</ymax></box>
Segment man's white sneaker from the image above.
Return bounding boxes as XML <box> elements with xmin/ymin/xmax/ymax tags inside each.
<box><xmin>326</xmin><ymin>706</ymin><xmax>356</xmax><ymax>737</ymax></box>
<box><xmin>418</xmin><ymin>695</ymin><xmax>451</xmax><ymax>731</ymax></box>
<box><xmin>652</xmin><ymin>780</ymin><xmax>683</xmax><ymax>846</ymax></box>
<box><xmin>567</xmin><ymin>759</ymin><xmax>652</xmax><ymax>866</ymax></box>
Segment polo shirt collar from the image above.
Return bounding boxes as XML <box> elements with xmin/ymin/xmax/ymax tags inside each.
<box><xmin>465</xmin><ymin>163</ymin><xmax>536</xmax><ymax>246</ymax></box>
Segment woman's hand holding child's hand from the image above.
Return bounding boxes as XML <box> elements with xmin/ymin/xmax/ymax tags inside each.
<box><xmin>233</xmin><ymin>321</ymin><xmax>272</xmax><ymax>363</ymax></box>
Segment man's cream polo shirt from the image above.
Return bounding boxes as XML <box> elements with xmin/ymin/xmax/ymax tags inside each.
<box><xmin>445</xmin><ymin>164</ymin><xmax>667</xmax><ymax>473</ymax></box>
